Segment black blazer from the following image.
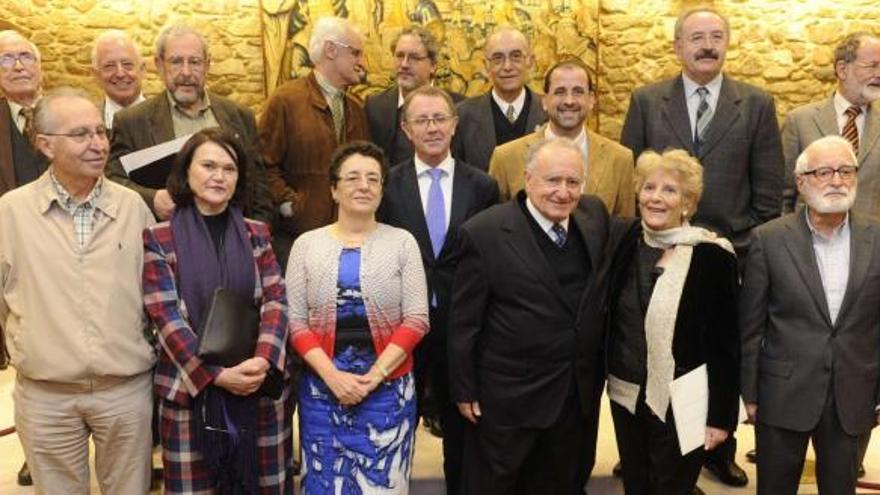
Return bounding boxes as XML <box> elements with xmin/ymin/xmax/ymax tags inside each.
<box><xmin>448</xmin><ymin>192</ymin><xmax>609</xmax><ymax>428</ymax></box>
<box><xmin>607</xmin><ymin>219</ymin><xmax>740</xmax><ymax>430</ymax></box>
<box><xmin>621</xmin><ymin>75</ymin><xmax>784</xmax><ymax>252</ymax></box>
<box><xmin>378</xmin><ymin>157</ymin><xmax>498</xmax><ymax>342</ymax></box>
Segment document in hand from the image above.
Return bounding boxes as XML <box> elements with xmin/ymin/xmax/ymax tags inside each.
<box><xmin>669</xmin><ymin>364</ymin><xmax>708</xmax><ymax>455</ymax></box>
<box><xmin>119</xmin><ymin>134</ymin><xmax>193</xmax><ymax>189</ymax></box>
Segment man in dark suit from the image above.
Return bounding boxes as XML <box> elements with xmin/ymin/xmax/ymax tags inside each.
<box><xmin>0</xmin><ymin>30</ymin><xmax>48</xmax><ymax>198</ymax></box>
<box><xmin>378</xmin><ymin>86</ymin><xmax>498</xmax><ymax>494</ymax></box>
<box><xmin>91</xmin><ymin>30</ymin><xmax>146</xmax><ymax>129</ymax></box>
<box><xmin>741</xmin><ymin>135</ymin><xmax>880</xmax><ymax>494</ymax></box>
<box><xmin>366</xmin><ymin>25</ymin><xmax>462</xmax><ymax>166</ymax></box>
<box><xmin>452</xmin><ymin>27</ymin><xmax>547</xmax><ymax>171</ymax></box>
<box><xmin>449</xmin><ymin>138</ymin><xmax>609</xmax><ymax>494</ymax></box>
<box><xmin>782</xmin><ymin>33</ymin><xmax>880</xmax><ymax>219</ymax></box>
<box><xmin>0</xmin><ymin>28</ymin><xmax>47</xmax><ymax>489</ymax></box>
<box><xmin>620</xmin><ymin>7</ymin><xmax>784</xmax><ymax>485</ymax></box>
<box><xmin>108</xmin><ymin>24</ymin><xmax>272</xmax><ymax>223</ymax></box>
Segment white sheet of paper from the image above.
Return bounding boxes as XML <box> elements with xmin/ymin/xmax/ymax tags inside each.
<box><xmin>119</xmin><ymin>133</ymin><xmax>192</xmax><ymax>174</ymax></box>
<box><xmin>669</xmin><ymin>364</ymin><xmax>708</xmax><ymax>455</ymax></box>
<box><xmin>607</xmin><ymin>374</ymin><xmax>641</xmax><ymax>415</ymax></box>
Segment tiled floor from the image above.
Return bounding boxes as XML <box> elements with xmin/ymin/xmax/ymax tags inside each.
<box><xmin>2</xmin><ymin>367</ymin><xmax>879</xmax><ymax>494</ymax></box>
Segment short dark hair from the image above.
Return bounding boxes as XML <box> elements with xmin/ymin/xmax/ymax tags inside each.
<box><xmin>329</xmin><ymin>140</ymin><xmax>388</xmax><ymax>187</ymax></box>
<box><xmin>543</xmin><ymin>57</ymin><xmax>594</xmax><ymax>93</ymax></box>
<box><xmin>401</xmin><ymin>85</ymin><xmax>457</xmax><ymax>121</ymax></box>
<box><xmin>167</xmin><ymin>128</ymin><xmax>247</xmax><ymax>208</ymax></box>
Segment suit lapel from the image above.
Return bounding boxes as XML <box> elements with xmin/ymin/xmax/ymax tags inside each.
<box><xmin>503</xmin><ymin>201</ymin><xmax>570</xmax><ymax>310</ymax></box>
<box><xmin>698</xmin><ymin>78</ymin><xmax>742</xmax><ymax>157</ymax></box>
<box><xmin>477</xmin><ymin>93</ymin><xmax>496</xmax><ymax>146</ymax></box>
<box><xmin>0</xmin><ymin>99</ymin><xmax>15</xmax><ymax>193</ymax></box>
<box><xmin>859</xmin><ymin>101</ymin><xmax>880</xmax><ymax>164</ymax></box>
<box><xmin>149</xmin><ymin>95</ymin><xmax>176</xmax><ymax>144</ymax></box>
<box><xmin>836</xmin><ymin>215</ymin><xmax>874</xmax><ymax>321</ymax></box>
<box><xmin>524</xmin><ymin>87</ymin><xmax>546</xmax><ymax>133</ymax></box>
<box><xmin>783</xmin><ymin>212</ymin><xmax>833</xmax><ymax>326</ymax></box>
<box><xmin>448</xmin><ymin>160</ymin><xmax>471</xmax><ymax>233</ymax></box>
<box><xmin>585</xmin><ymin>130</ymin><xmax>608</xmax><ymax>195</ymax></box>
<box><xmin>813</xmin><ymin>96</ymin><xmax>839</xmax><ymax>137</ymax></box>
<box><xmin>661</xmin><ymin>77</ymin><xmax>695</xmax><ymax>154</ymax></box>
<box><xmin>211</xmin><ymin>95</ymin><xmax>236</xmax><ymax>136</ymax></box>
<box><xmin>399</xmin><ymin>161</ymin><xmax>435</xmax><ymax>262</ymax></box>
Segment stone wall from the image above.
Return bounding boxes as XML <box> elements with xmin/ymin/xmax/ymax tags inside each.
<box><xmin>2</xmin><ymin>0</ymin><xmax>879</xmax><ymax>138</ymax></box>
<box><xmin>0</xmin><ymin>0</ymin><xmax>266</xmax><ymax>109</ymax></box>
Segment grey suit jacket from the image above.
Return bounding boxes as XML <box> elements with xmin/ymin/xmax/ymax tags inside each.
<box><xmin>781</xmin><ymin>96</ymin><xmax>880</xmax><ymax>219</ymax></box>
<box><xmin>740</xmin><ymin>210</ymin><xmax>880</xmax><ymax>435</ymax></box>
<box><xmin>621</xmin><ymin>74</ymin><xmax>784</xmax><ymax>252</ymax></box>
<box><xmin>107</xmin><ymin>91</ymin><xmax>273</xmax><ymax>223</ymax></box>
<box><xmin>452</xmin><ymin>88</ymin><xmax>547</xmax><ymax>171</ymax></box>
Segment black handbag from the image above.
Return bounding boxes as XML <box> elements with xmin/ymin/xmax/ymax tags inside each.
<box><xmin>197</xmin><ymin>287</ymin><xmax>283</xmax><ymax>399</ymax></box>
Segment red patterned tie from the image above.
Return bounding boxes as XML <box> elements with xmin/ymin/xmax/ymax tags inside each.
<box><xmin>842</xmin><ymin>105</ymin><xmax>862</xmax><ymax>155</ymax></box>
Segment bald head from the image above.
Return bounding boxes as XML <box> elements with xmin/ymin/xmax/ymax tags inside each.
<box><xmin>483</xmin><ymin>27</ymin><xmax>533</xmax><ymax>102</ymax></box>
<box><xmin>92</xmin><ymin>30</ymin><xmax>145</xmax><ymax>107</ymax></box>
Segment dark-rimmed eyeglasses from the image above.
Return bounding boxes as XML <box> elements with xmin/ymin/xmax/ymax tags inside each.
<box><xmin>406</xmin><ymin>115</ymin><xmax>455</xmax><ymax>129</ymax></box>
<box><xmin>800</xmin><ymin>165</ymin><xmax>857</xmax><ymax>182</ymax></box>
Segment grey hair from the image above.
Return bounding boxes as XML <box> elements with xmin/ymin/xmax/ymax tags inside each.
<box><xmin>32</xmin><ymin>87</ymin><xmax>97</xmax><ymax>135</ymax></box>
<box><xmin>155</xmin><ymin>24</ymin><xmax>210</xmax><ymax>61</ymax></box>
<box><xmin>91</xmin><ymin>29</ymin><xmax>142</xmax><ymax>69</ymax></box>
<box><xmin>795</xmin><ymin>135</ymin><xmax>859</xmax><ymax>175</ymax></box>
<box><xmin>834</xmin><ymin>32</ymin><xmax>878</xmax><ymax>73</ymax></box>
<box><xmin>0</xmin><ymin>30</ymin><xmax>41</xmax><ymax>62</ymax></box>
<box><xmin>525</xmin><ymin>138</ymin><xmax>586</xmax><ymax>173</ymax></box>
<box><xmin>308</xmin><ymin>16</ymin><xmax>354</xmax><ymax>63</ymax></box>
<box><xmin>673</xmin><ymin>6</ymin><xmax>730</xmax><ymax>41</ymax></box>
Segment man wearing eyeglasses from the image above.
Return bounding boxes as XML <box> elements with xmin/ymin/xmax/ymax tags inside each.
<box><xmin>0</xmin><ymin>87</ymin><xmax>156</xmax><ymax>494</ymax></box>
<box><xmin>259</xmin><ymin>16</ymin><xmax>369</xmax><ymax>268</ymax></box>
<box><xmin>378</xmin><ymin>86</ymin><xmax>498</xmax><ymax>495</ymax></box>
<box><xmin>91</xmin><ymin>30</ymin><xmax>146</xmax><ymax>129</ymax></box>
<box><xmin>365</xmin><ymin>25</ymin><xmax>463</xmax><ymax>168</ymax></box>
<box><xmin>782</xmin><ymin>33</ymin><xmax>880</xmax><ymax>221</ymax></box>
<box><xmin>741</xmin><ymin>135</ymin><xmax>880</xmax><ymax>495</ymax></box>
<box><xmin>107</xmin><ymin>24</ymin><xmax>272</xmax><ymax>224</ymax></box>
<box><xmin>452</xmin><ymin>26</ymin><xmax>547</xmax><ymax>172</ymax></box>
<box><xmin>0</xmin><ymin>30</ymin><xmax>48</xmax><ymax>198</ymax></box>
<box><xmin>489</xmin><ymin>58</ymin><xmax>634</xmax><ymax>217</ymax></box>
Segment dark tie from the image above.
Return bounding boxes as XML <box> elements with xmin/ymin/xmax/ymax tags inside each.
<box><xmin>551</xmin><ymin>223</ymin><xmax>567</xmax><ymax>247</ymax></box>
<box><xmin>426</xmin><ymin>168</ymin><xmax>446</xmax><ymax>257</ymax></box>
<box><xmin>694</xmin><ymin>87</ymin><xmax>712</xmax><ymax>155</ymax></box>
<box><xmin>19</xmin><ymin>107</ymin><xmax>34</xmax><ymax>143</ymax></box>
<box><xmin>842</xmin><ymin>105</ymin><xmax>862</xmax><ymax>155</ymax></box>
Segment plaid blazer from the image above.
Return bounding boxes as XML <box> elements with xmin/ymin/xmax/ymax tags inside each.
<box><xmin>143</xmin><ymin>218</ymin><xmax>288</xmax><ymax>405</ymax></box>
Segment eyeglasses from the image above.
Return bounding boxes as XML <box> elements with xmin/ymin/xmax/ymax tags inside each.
<box><xmin>330</xmin><ymin>40</ymin><xmax>363</xmax><ymax>58</ymax></box>
<box><xmin>98</xmin><ymin>60</ymin><xmax>139</xmax><ymax>75</ymax></box>
<box><xmin>41</xmin><ymin>126</ymin><xmax>109</xmax><ymax>144</ymax></box>
<box><xmin>0</xmin><ymin>52</ymin><xmax>37</xmax><ymax>69</ymax></box>
<box><xmin>406</xmin><ymin>115</ymin><xmax>455</xmax><ymax>129</ymax></box>
<box><xmin>800</xmin><ymin>165</ymin><xmax>857</xmax><ymax>182</ymax></box>
<box><xmin>485</xmin><ymin>50</ymin><xmax>527</xmax><ymax>67</ymax></box>
<box><xmin>163</xmin><ymin>56</ymin><xmax>206</xmax><ymax>72</ymax></box>
<box><xmin>394</xmin><ymin>51</ymin><xmax>429</xmax><ymax>64</ymax></box>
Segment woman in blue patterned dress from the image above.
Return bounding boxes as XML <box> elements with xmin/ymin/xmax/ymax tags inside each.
<box><xmin>286</xmin><ymin>141</ymin><xmax>429</xmax><ymax>494</ymax></box>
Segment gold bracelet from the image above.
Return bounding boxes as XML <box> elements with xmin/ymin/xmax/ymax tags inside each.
<box><xmin>374</xmin><ymin>363</ymin><xmax>390</xmax><ymax>379</ymax></box>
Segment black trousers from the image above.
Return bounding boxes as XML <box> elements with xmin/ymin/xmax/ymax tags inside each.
<box><xmin>461</xmin><ymin>392</ymin><xmax>594</xmax><ymax>495</ymax></box>
<box><xmin>756</xmin><ymin>389</ymin><xmax>860</xmax><ymax>495</ymax></box>
<box><xmin>611</xmin><ymin>399</ymin><xmax>704</xmax><ymax>494</ymax></box>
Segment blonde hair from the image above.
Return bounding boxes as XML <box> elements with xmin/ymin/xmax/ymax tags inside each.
<box><xmin>634</xmin><ymin>149</ymin><xmax>704</xmax><ymax>219</ymax></box>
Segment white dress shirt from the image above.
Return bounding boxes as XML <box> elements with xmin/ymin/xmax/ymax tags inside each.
<box><xmin>104</xmin><ymin>93</ymin><xmax>145</xmax><ymax>128</ymax></box>
<box><xmin>415</xmin><ymin>152</ymin><xmax>455</xmax><ymax>230</ymax></box>
<box><xmin>806</xmin><ymin>209</ymin><xmax>851</xmax><ymax>325</ymax></box>
<box><xmin>7</xmin><ymin>99</ymin><xmax>27</xmax><ymax>134</ymax></box>
<box><xmin>492</xmin><ymin>87</ymin><xmax>526</xmax><ymax>121</ymax></box>
<box><xmin>526</xmin><ymin>196</ymin><xmax>569</xmax><ymax>242</ymax></box>
<box><xmin>682</xmin><ymin>73</ymin><xmax>723</xmax><ymax>137</ymax></box>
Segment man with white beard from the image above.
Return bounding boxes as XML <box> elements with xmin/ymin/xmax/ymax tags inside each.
<box><xmin>782</xmin><ymin>32</ymin><xmax>880</xmax><ymax>221</ymax></box>
<box><xmin>740</xmin><ymin>135</ymin><xmax>880</xmax><ymax>494</ymax></box>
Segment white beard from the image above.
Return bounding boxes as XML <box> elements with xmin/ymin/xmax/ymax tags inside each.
<box><xmin>804</xmin><ymin>185</ymin><xmax>857</xmax><ymax>214</ymax></box>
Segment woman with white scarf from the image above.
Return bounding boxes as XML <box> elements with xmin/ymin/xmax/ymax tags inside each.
<box><xmin>606</xmin><ymin>149</ymin><xmax>740</xmax><ymax>494</ymax></box>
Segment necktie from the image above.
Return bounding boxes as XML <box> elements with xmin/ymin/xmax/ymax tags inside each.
<box><xmin>329</xmin><ymin>92</ymin><xmax>345</xmax><ymax>143</ymax></box>
<box><xmin>506</xmin><ymin>105</ymin><xmax>516</xmax><ymax>123</ymax></box>
<box><xmin>426</xmin><ymin>168</ymin><xmax>447</xmax><ymax>257</ymax></box>
<box><xmin>694</xmin><ymin>87</ymin><xmax>712</xmax><ymax>155</ymax></box>
<box><xmin>842</xmin><ymin>105</ymin><xmax>862</xmax><ymax>156</ymax></box>
<box><xmin>19</xmin><ymin>107</ymin><xmax>34</xmax><ymax>143</ymax></box>
<box><xmin>551</xmin><ymin>223</ymin><xmax>567</xmax><ymax>247</ymax></box>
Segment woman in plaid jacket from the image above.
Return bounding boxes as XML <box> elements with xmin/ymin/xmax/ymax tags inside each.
<box><xmin>143</xmin><ymin>129</ymin><xmax>293</xmax><ymax>494</ymax></box>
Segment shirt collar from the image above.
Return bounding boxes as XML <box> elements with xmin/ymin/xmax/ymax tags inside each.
<box><xmin>491</xmin><ymin>87</ymin><xmax>527</xmax><ymax>117</ymax></box>
<box><xmin>545</xmin><ymin>125</ymin><xmax>588</xmax><ymax>147</ymax></box>
<box><xmin>833</xmin><ymin>91</ymin><xmax>866</xmax><ymax>118</ymax></box>
<box><xmin>526</xmin><ymin>196</ymin><xmax>569</xmax><ymax>233</ymax></box>
<box><xmin>48</xmin><ymin>168</ymin><xmax>105</xmax><ymax>213</ymax></box>
<box><xmin>104</xmin><ymin>93</ymin><xmax>145</xmax><ymax>126</ymax></box>
<box><xmin>414</xmin><ymin>152</ymin><xmax>455</xmax><ymax>177</ymax></box>
<box><xmin>165</xmin><ymin>90</ymin><xmax>211</xmax><ymax>116</ymax></box>
<box><xmin>805</xmin><ymin>207</ymin><xmax>850</xmax><ymax>241</ymax></box>
<box><xmin>315</xmin><ymin>71</ymin><xmax>343</xmax><ymax>100</ymax></box>
<box><xmin>682</xmin><ymin>72</ymin><xmax>723</xmax><ymax>98</ymax></box>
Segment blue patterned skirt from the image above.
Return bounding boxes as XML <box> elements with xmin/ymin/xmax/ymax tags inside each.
<box><xmin>299</xmin><ymin>346</ymin><xmax>416</xmax><ymax>495</ymax></box>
